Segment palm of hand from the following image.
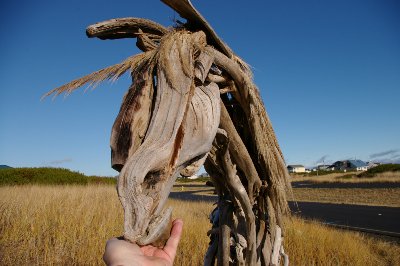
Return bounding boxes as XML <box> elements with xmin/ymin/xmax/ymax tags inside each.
<box><xmin>103</xmin><ymin>219</ymin><xmax>183</xmax><ymax>266</ymax></box>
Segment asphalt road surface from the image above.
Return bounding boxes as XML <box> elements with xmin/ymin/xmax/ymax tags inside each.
<box><xmin>170</xmin><ymin>189</ymin><xmax>400</xmax><ymax>235</ymax></box>
<box><xmin>290</xmin><ymin>201</ymin><xmax>400</xmax><ymax>235</ymax></box>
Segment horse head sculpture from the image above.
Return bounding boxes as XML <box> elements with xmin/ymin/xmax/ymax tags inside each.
<box><xmin>46</xmin><ymin>1</ymin><xmax>291</xmax><ymax>264</ymax></box>
<box><xmin>108</xmin><ymin>30</ymin><xmax>221</xmax><ymax>245</ymax></box>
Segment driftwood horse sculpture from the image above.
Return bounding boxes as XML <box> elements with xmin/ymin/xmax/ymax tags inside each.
<box><xmin>45</xmin><ymin>0</ymin><xmax>291</xmax><ymax>265</ymax></box>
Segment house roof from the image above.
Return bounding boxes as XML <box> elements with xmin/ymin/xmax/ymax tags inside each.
<box><xmin>330</xmin><ymin>160</ymin><xmax>367</xmax><ymax>168</ymax></box>
<box><xmin>348</xmin><ymin>160</ymin><xmax>367</xmax><ymax>167</ymax></box>
<box><xmin>287</xmin><ymin>165</ymin><xmax>304</xmax><ymax>168</ymax></box>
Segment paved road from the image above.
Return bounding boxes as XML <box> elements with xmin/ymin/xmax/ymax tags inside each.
<box><xmin>170</xmin><ymin>189</ymin><xmax>400</xmax><ymax>234</ymax></box>
<box><xmin>290</xmin><ymin>201</ymin><xmax>400</xmax><ymax>234</ymax></box>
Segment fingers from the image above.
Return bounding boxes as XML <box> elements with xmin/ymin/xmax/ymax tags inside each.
<box><xmin>163</xmin><ymin>219</ymin><xmax>183</xmax><ymax>262</ymax></box>
<box><xmin>103</xmin><ymin>238</ymin><xmax>123</xmax><ymax>264</ymax></box>
<box><xmin>103</xmin><ymin>237</ymin><xmax>142</xmax><ymax>265</ymax></box>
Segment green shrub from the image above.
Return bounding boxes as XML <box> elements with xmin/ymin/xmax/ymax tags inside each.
<box><xmin>0</xmin><ymin>167</ymin><xmax>116</xmax><ymax>186</ymax></box>
<box><xmin>358</xmin><ymin>164</ymin><xmax>400</xmax><ymax>178</ymax></box>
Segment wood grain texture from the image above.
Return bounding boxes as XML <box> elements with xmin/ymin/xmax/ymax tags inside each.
<box><xmin>114</xmin><ymin>32</ymin><xmax>221</xmax><ymax>245</ymax></box>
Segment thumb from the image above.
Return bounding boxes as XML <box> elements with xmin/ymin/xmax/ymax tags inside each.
<box><xmin>163</xmin><ymin>219</ymin><xmax>183</xmax><ymax>262</ymax></box>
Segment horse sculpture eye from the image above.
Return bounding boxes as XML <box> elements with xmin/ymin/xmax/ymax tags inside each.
<box><xmin>45</xmin><ymin>1</ymin><xmax>291</xmax><ymax>265</ymax></box>
<box><xmin>143</xmin><ymin>171</ymin><xmax>162</xmax><ymax>188</ymax></box>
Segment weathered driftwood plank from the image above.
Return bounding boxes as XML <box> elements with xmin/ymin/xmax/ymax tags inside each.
<box><xmin>194</xmin><ymin>50</ymin><xmax>214</xmax><ymax>84</ymax></box>
<box><xmin>219</xmin><ymin>102</ymin><xmax>261</xmax><ymax>203</ymax></box>
<box><xmin>161</xmin><ymin>0</ymin><xmax>234</xmax><ymax>58</ymax></box>
<box><xmin>110</xmin><ymin>65</ymin><xmax>154</xmax><ymax>172</ymax></box>
<box><xmin>86</xmin><ymin>17</ymin><xmax>167</xmax><ymax>40</ymax></box>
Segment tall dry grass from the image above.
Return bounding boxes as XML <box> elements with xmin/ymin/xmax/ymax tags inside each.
<box><xmin>0</xmin><ymin>185</ymin><xmax>122</xmax><ymax>265</ymax></box>
<box><xmin>289</xmin><ymin>188</ymin><xmax>400</xmax><ymax>207</ymax></box>
<box><xmin>0</xmin><ymin>185</ymin><xmax>399</xmax><ymax>265</ymax></box>
<box><xmin>291</xmin><ymin>171</ymin><xmax>400</xmax><ymax>183</ymax></box>
<box><xmin>285</xmin><ymin>218</ymin><xmax>400</xmax><ymax>266</ymax></box>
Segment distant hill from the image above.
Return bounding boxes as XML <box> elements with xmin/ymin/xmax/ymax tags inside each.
<box><xmin>0</xmin><ymin>165</ymin><xmax>12</xmax><ymax>169</ymax></box>
<box><xmin>0</xmin><ymin>167</ymin><xmax>116</xmax><ymax>186</ymax></box>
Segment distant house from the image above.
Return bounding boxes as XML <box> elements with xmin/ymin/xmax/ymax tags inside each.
<box><xmin>366</xmin><ymin>162</ymin><xmax>381</xmax><ymax>169</ymax></box>
<box><xmin>330</xmin><ymin>160</ymin><xmax>368</xmax><ymax>171</ymax></box>
<box><xmin>178</xmin><ymin>174</ymin><xmax>198</xmax><ymax>180</ymax></box>
<box><xmin>316</xmin><ymin>165</ymin><xmax>331</xmax><ymax>171</ymax></box>
<box><xmin>287</xmin><ymin>165</ymin><xmax>306</xmax><ymax>173</ymax></box>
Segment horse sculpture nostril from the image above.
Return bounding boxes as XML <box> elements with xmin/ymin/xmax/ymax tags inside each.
<box><xmin>112</xmin><ymin>163</ymin><xmax>124</xmax><ymax>172</ymax></box>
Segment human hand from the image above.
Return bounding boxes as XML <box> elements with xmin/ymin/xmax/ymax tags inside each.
<box><xmin>103</xmin><ymin>219</ymin><xmax>183</xmax><ymax>266</ymax></box>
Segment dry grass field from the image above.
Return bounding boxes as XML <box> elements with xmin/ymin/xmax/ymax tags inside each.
<box><xmin>1</xmin><ymin>185</ymin><xmax>399</xmax><ymax>265</ymax></box>
<box><xmin>289</xmin><ymin>188</ymin><xmax>400</xmax><ymax>207</ymax></box>
<box><xmin>290</xmin><ymin>171</ymin><xmax>400</xmax><ymax>183</ymax></box>
<box><xmin>288</xmin><ymin>171</ymin><xmax>400</xmax><ymax>207</ymax></box>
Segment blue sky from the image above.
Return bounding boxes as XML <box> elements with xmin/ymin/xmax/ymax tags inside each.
<box><xmin>0</xmin><ymin>0</ymin><xmax>399</xmax><ymax>176</ymax></box>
